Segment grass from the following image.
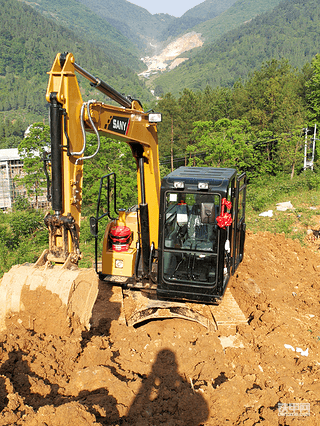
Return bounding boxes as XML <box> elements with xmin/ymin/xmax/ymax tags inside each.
<box><xmin>245</xmin><ymin>170</ymin><xmax>320</xmax><ymax>245</ymax></box>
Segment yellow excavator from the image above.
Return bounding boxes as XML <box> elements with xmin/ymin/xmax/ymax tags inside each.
<box><xmin>0</xmin><ymin>53</ymin><xmax>247</xmax><ymax>332</ymax></box>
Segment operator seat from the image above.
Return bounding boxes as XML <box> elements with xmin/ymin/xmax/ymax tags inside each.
<box><xmin>182</xmin><ymin>202</ymin><xmax>217</xmax><ymax>252</ymax></box>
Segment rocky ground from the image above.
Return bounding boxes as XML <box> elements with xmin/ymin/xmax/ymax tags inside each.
<box><xmin>0</xmin><ymin>231</ymin><xmax>319</xmax><ymax>425</ymax></box>
<box><xmin>139</xmin><ymin>32</ymin><xmax>203</xmax><ymax>77</ymax></box>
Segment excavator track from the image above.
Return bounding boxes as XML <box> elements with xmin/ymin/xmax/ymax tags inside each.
<box><xmin>123</xmin><ymin>290</ymin><xmax>214</xmax><ymax>329</ymax></box>
<box><xmin>103</xmin><ymin>277</ymin><xmax>247</xmax><ymax>333</ymax></box>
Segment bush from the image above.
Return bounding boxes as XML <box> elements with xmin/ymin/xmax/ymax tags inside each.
<box><xmin>0</xmin><ymin>208</ymin><xmax>47</xmax><ymax>277</ymax></box>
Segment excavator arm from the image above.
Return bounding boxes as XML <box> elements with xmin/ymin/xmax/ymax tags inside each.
<box><xmin>44</xmin><ymin>52</ymin><xmax>161</xmax><ymax>271</ymax></box>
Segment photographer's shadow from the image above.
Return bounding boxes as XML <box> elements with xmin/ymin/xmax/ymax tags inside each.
<box><xmin>124</xmin><ymin>348</ymin><xmax>209</xmax><ymax>426</ymax></box>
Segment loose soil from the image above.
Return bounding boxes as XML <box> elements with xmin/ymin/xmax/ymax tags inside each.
<box><xmin>0</xmin><ymin>231</ymin><xmax>319</xmax><ymax>425</ymax></box>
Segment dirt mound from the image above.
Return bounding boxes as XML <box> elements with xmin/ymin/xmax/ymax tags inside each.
<box><xmin>0</xmin><ymin>231</ymin><xmax>319</xmax><ymax>425</ymax></box>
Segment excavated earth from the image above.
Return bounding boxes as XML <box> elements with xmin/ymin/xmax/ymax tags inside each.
<box><xmin>0</xmin><ymin>231</ymin><xmax>320</xmax><ymax>425</ymax></box>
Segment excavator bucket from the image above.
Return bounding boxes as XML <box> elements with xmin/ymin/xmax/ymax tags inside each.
<box><xmin>0</xmin><ymin>263</ymin><xmax>99</xmax><ymax>335</ymax></box>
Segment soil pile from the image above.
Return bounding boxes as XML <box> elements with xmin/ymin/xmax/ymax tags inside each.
<box><xmin>0</xmin><ymin>231</ymin><xmax>319</xmax><ymax>425</ymax></box>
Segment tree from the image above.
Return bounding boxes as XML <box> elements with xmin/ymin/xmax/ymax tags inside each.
<box><xmin>201</xmin><ymin>85</ymin><xmax>233</xmax><ymax>122</ymax></box>
<box><xmin>277</xmin><ymin>128</ymin><xmax>304</xmax><ymax>179</ymax></box>
<box><xmin>178</xmin><ymin>88</ymin><xmax>202</xmax><ymax>156</ymax></box>
<box><xmin>0</xmin><ymin>207</ymin><xmax>47</xmax><ymax>277</ymax></box>
<box><xmin>81</xmin><ymin>134</ymin><xmax>138</xmax><ymax>216</ymax></box>
<box><xmin>17</xmin><ymin>123</ymin><xmax>50</xmax><ymax>208</ymax></box>
<box><xmin>156</xmin><ymin>93</ymin><xmax>181</xmax><ymax>160</ymax></box>
<box><xmin>237</xmin><ymin>59</ymin><xmax>307</xmax><ymax>133</ymax></box>
<box><xmin>154</xmin><ymin>85</ymin><xmax>164</xmax><ymax>97</ymax></box>
<box><xmin>305</xmin><ymin>54</ymin><xmax>320</xmax><ymax>122</ymax></box>
<box><xmin>189</xmin><ymin>118</ymin><xmax>256</xmax><ymax>177</ymax></box>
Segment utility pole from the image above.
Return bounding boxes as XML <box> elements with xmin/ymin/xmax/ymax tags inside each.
<box><xmin>303</xmin><ymin>124</ymin><xmax>318</xmax><ymax>171</ymax></box>
<box><xmin>303</xmin><ymin>127</ymin><xmax>309</xmax><ymax>170</ymax></box>
<box><xmin>310</xmin><ymin>123</ymin><xmax>317</xmax><ymax>171</ymax></box>
<box><xmin>171</xmin><ymin>117</ymin><xmax>174</xmax><ymax>172</ymax></box>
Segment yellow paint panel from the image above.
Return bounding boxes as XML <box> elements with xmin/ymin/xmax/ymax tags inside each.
<box><xmin>102</xmin><ymin>249</ymin><xmax>137</xmax><ymax>277</ymax></box>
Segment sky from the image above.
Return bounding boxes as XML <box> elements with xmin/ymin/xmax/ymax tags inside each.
<box><xmin>128</xmin><ymin>0</ymin><xmax>204</xmax><ymax>17</ymax></box>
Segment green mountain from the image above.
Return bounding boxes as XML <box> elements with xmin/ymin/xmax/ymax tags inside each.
<box><xmin>152</xmin><ymin>0</ymin><xmax>320</xmax><ymax>95</ymax></box>
<box><xmin>18</xmin><ymin>0</ymin><xmax>287</xmax><ymax>79</ymax></box>
<box><xmin>162</xmin><ymin>0</ymin><xmax>238</xmax><ymax>40</ymax></box>
<box><xmin>18</xmin><ymin>0</ymin><xmax>144</xmax><ymax>71</ymax></box>
<box><xmin>77</xmin><ymin>0</ymin><xmax>175</xmax><ymax>52</ymax></box>
<box><xmin>183</xmin><ymin>0</ymin><xmax>238</xmax><ymax>20</ymax></box>
<box><xmin>0</xmin><ymin>0</ymin><xmax>152</xmax><ymax>147</ymax></box>
<box><xmin>20</xmin><ymin>0</ymin><xmax>281</xmax><ymax>66</ymax></box>
<box><xmin>2</xmin><ymin>0</ymin><xmax>319</xmax><ymax>130</ymax></box>
<box><xmin>193</xmin><ymin>0</ymin><xmax>283</xmax><ymax>45</ymax></box>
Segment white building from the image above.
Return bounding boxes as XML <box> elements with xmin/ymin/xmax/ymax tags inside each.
<box><xmin>0</xmin><ymin>148</ymin><xmax>49</xmax><ymax>210</ymax></box>
<box><xmin>0</xmin><ymin>149</ymin><xmax>24</xmax><ymax>209</ymax></box>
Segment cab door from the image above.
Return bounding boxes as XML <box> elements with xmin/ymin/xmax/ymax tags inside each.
<box><xmin>232</xmin><ymin>173</ymin><xmax>247</xmax><ymax>274</ymax></box>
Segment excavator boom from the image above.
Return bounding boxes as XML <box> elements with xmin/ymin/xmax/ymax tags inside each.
<box><xmin>45</xmin><ymin>53</ymin><xmax>161</xmax><ymax>271</ymax></box>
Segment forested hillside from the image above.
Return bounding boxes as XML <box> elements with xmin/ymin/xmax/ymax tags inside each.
<box><xmin>13</xmin><ymin>0</ymin><xmax>313</xmax><ymax>101</ymax></box>
<box><xmin>77</xmin><ymin>0</ymin><xmax>175</xmax><ymax>51</ymax></box>
<box><xmin>21</xmin><ymin>0</ymin><xmax>283</xmax><ymax>60</ymax></box>
<box><xmin>161</xmin><ymin>0</ymin><xmax>238</xmax><ymax>40</ymax></box>
<box><xmin>193</xmin><ymin>0</ymin><xmax>283</xmax><ymax>45</ymax></box>
<box><xmin>155</xmin><ymin>54</ymin><xmax>320</xmax><ymax>181</ymax></box>
<box><xmin>0</xmin><ymin>0</ymin><xmax>151</xmax><ymax>148</ymax></box>
<box><xmin>18</xmin><ymin>0</ymin><xmax>144</xmax><ymax>70</ymax></box>
<box><xmin>153</xmin><ymin>0</ymin><xmax>320</xmax><ymax>94</ymax></box>
<box><xmin>183</xmin><ymin>0</ymin><xmax>238</xmax><ymax>20</ymax></box>
<box><xmin>2</xmin><ymin>0</ymin><xmax>320</xmax><ymax>155</ymax></box>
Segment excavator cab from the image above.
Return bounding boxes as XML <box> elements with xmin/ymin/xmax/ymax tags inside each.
<box><xmin>90</xmin><ymin>165</ymin><xmax>247</xmax><ymax>306</ymax></box>
<box><xmin>157</xmin><ymin>167</ymin><xmax>247</xmax><ymax>303</ymax></box>
<box><xmin>88</xmin><ymin>165</ymin><xmax>247</xmax><ymax>328</ymax></box>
